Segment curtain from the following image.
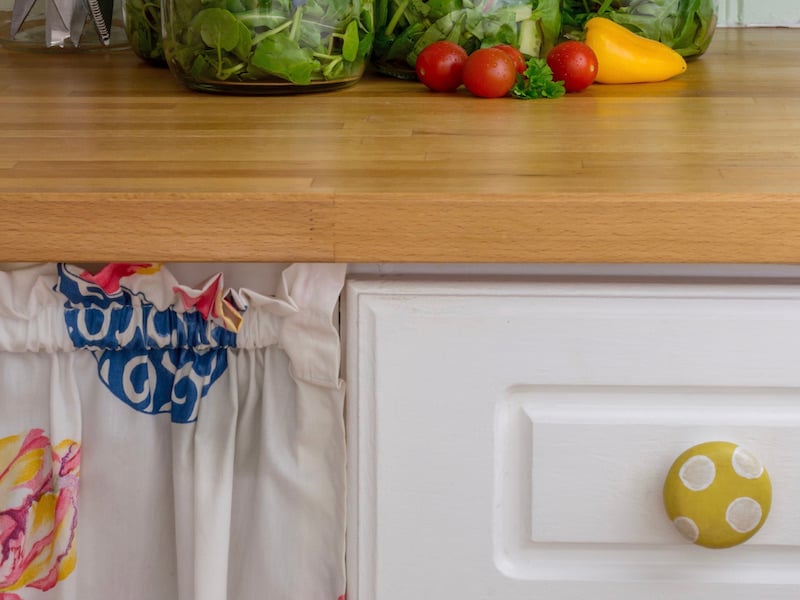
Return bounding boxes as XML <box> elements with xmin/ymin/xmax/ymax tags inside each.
<box><xmin>0</xmin><ymin>262</ymin><xmax>347</xmax><ymax>600</ymax></box>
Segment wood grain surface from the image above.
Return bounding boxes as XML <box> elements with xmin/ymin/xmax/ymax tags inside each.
<box><xmin>1</xmin><ymin>28</ymin><xmax>799</xmax><ymax>263</ymax></box>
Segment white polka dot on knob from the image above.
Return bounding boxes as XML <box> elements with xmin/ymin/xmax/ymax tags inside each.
<box><xmin>726</xmin><ymin>497</ymin><xmax>763</xmax><ymax>533</ymax></box>
<box><xmin>732</xmin><ymin>446</ymin><xmax>764</xmax><ymax>479</ymax></box>
<box><xmin>679</xmin><ymin>454</ymin><xmax>716</xmax><ymax>491</ymax></box>
<box><xmin>673</xmin><ymin>516</ymin><xmax>700</xmax><ymax>543</ymax></box>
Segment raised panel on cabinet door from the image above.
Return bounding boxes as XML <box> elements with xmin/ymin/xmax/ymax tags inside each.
<box><xmin>344</xmin><ymin>278</ymin><xmax>800</xmax><ymax>600</ymax></box>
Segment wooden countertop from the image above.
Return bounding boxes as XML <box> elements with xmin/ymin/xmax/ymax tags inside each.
<box><xmin>1</xmin><ymin>27</ymin><xmax>799</xmax><ymax>263</ymax></box>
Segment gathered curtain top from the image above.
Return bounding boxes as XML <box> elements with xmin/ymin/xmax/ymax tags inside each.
<box><xmin>0</xmin><ymin>262</ymin><xmax>346</xmax><ymax>389</ymax></box>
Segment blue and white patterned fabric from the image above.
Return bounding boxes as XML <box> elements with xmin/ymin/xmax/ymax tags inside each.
<box><xmin>58</xmin><ymin>264</ymin><xmax>236</xmax><ymax>423</ymax></box>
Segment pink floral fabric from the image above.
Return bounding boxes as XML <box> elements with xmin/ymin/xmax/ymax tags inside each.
<box><xmin>0</xmin><ymin>429</ymin><xmax>80</xmax><ymax>600</ymax></box>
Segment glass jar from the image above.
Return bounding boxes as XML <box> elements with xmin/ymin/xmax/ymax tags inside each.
<box><xmin>560</xmin><ymin>0</ymin><xmax>718</xmax><ymax>59</ymax></box>
<box><xmin>123</xmin><ymin>0</ymin><xmax>165</xmax><ymax>64</ymax></box>
<box><xmin>162</xmin><ymin>0</ymin><xmax>374</xmax><ymax>94</ymax></box>
<box><xmin>0</xmin><ymin>0</ymin><xmax>127</xmax><ymax>50</ymax></box>
<box><xmin>372</xmin><ymin>0</ymin><xmax>561</xmax><ymax>79</ymax></box>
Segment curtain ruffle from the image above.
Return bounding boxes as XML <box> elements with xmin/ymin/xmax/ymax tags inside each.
<box><xmin>0</xmin><ymin>262</ymin><xmax>346</xmax><ymax>414</ymax></box>
<box><xmin>0</xmin><ymin>263</ymin><xmax>344</xmax><ymax>383</ymax></box>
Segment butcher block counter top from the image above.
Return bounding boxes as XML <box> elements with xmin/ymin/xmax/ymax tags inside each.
<box><xmin>1</xmin><ymin>27</ymin><xmax>799</xmax><ymax>264</ymax></box>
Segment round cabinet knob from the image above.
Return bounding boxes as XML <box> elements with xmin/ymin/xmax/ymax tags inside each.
<box><xmin>663</xmin><ymin>441</ymin><xmax>771</xmax><ymax>549</ymax></box>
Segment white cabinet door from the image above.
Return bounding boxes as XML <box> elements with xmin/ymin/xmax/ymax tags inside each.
<box><xmin>344</xmin><ymin>278</ymin><xmax>800</xmax><ymax>600</ymax></box>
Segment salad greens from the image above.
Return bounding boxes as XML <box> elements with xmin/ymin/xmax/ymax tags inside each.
<box><xmin>561</xmin><ymin>0</ymin><xmax>718</xmax><ymax>57</ymax></box>
<box><xmin>163</xmin><ymin>0</ymin><xmax>374</xmax><ymax>87</ymax></box>
<box><xmin>373</xmin><ymin>0</ymin><xmax>561</xmax><ymax>77</ymax></box>
<box><xmin>124</xmin><ymin>0</ymin><xmax>166</xmax><ymax>64</ymax></box>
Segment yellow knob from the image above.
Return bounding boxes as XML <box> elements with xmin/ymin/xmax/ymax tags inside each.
<box><xmin>663</xmin><ymin>441</ymin><xmax>771</xmax><ymax>549</ymax></box>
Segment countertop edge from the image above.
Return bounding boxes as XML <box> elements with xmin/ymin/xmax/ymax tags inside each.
<box><xmin>4</xmin><ymin>192</ymin><xmax>800</xmax><ymax>263</ymax></box>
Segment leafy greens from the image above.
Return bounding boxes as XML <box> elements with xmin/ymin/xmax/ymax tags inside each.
<box><xmin>561</xmin><ymin>0</ymin><xmax>718</xmax><ymax>57</ymax></box>
<box><xmin>511</xmin><ymin>57</ymin><xmax>565</xmax><ymax>99</ymax></box>
<box><xmin>164</xmin><ymin>0</ymin><xmax>374</xmax><ymax>86</ymax></box>
<box><xmin>124</xmin><ymin>0</ymin><xmax>166</xmax><ymax>64</ymax></box>
<box><xmin>373</xmin><ymin>0</ymin><xmax>561</xmax><ymax>76</ymax></box>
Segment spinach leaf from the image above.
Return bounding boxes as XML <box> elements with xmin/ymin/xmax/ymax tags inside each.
<box><xmin>196</xmin><ymin>8</ymin><xmax>241</xmax><ymax>52</ymax></box>
<box><xmin>251</xmin><ymin>35</ymin><xmax>319</xmax><ymax>83</ymax></box>
<box><xmin>342</xmin><ymin>19</ymin><xmax>360</xmax><ymax>61</ymax></box>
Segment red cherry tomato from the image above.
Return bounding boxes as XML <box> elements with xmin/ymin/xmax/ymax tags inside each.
<box><xmin>546</xmin><ymin>41</ymin><xmax>598</xmax><ymax>93</ymax></box>
<box><xmin>462</xmin><ymin>47</ymin><xmax>517</xmax><ymax>98</ymax></box>
<box><xmin>493</xmin><ymin>44</ymin><xmax>526</xmax><ymax>74</ymax></box>
<box><xmin>415</xmin><ymin>41</ymin><xmax>469</xmax><ymax>92</ymax></box>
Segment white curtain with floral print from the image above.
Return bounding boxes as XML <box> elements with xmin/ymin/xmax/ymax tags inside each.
<box><xmin>0</xmin><ymin>262</ymin><xmax>346</xmax><ymax>600</ymax></box>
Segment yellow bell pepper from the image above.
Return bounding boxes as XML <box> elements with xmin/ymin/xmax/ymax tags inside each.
<box><xmin>584</xmin><ymin>17</ymin><xmax>687</xmax><ymax>84</ymax></box>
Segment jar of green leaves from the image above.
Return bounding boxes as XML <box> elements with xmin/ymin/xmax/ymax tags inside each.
<box><xmin>371</xmin><ymin>0</ymin><xmax>561</xmax><ymax>80</ymax></box>
<box><xmin>561</xmin><ymin>0</ymin><xmax>718</xmax><ymax>59</ymax></box>
<box><xmin>162</xmin><ymin>0</ymin><xmax>374</xmax><ymax>93</ymax></box>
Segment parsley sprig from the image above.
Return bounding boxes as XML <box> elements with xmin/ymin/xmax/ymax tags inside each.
<box><xmin>511</xmin><ymin>57</ymin><xmax>566</xmax><ymax>100</ymax></box>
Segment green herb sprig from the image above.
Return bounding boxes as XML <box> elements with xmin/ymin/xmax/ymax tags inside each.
<box><xmin>510</xmin><ymin>57</ymin><xmax>565</xmax><ymax>100</ymax></box>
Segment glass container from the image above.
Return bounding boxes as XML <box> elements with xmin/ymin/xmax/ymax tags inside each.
<box><xmin>0</xmin><ymin>0</ymin><xmax>127</xmax><ymax>50</ymax></box>
<box><xmin>162</xmin><ymin>0</ymin><xmax>374</xmax><ymax>94</ymax></box>
<box><xmin>372</xmin><ymin>0</ymin><xmax>560</xmax><ymax>80</ymax></box>
<box><xmin>123</xmin><ymin>0</ymin><xmax>165</xmax><ymax>63</ymax></box>
<box><xmin>560</xmin><ymin>0</ymin><xmax>718</xmax><ymax>59</ymax></box>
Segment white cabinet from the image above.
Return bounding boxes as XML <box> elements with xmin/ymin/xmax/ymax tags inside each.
<box><xmin>343</xmin><ymin>277</ymin><xmax>800</xmax><ymax>599</ymax></box>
